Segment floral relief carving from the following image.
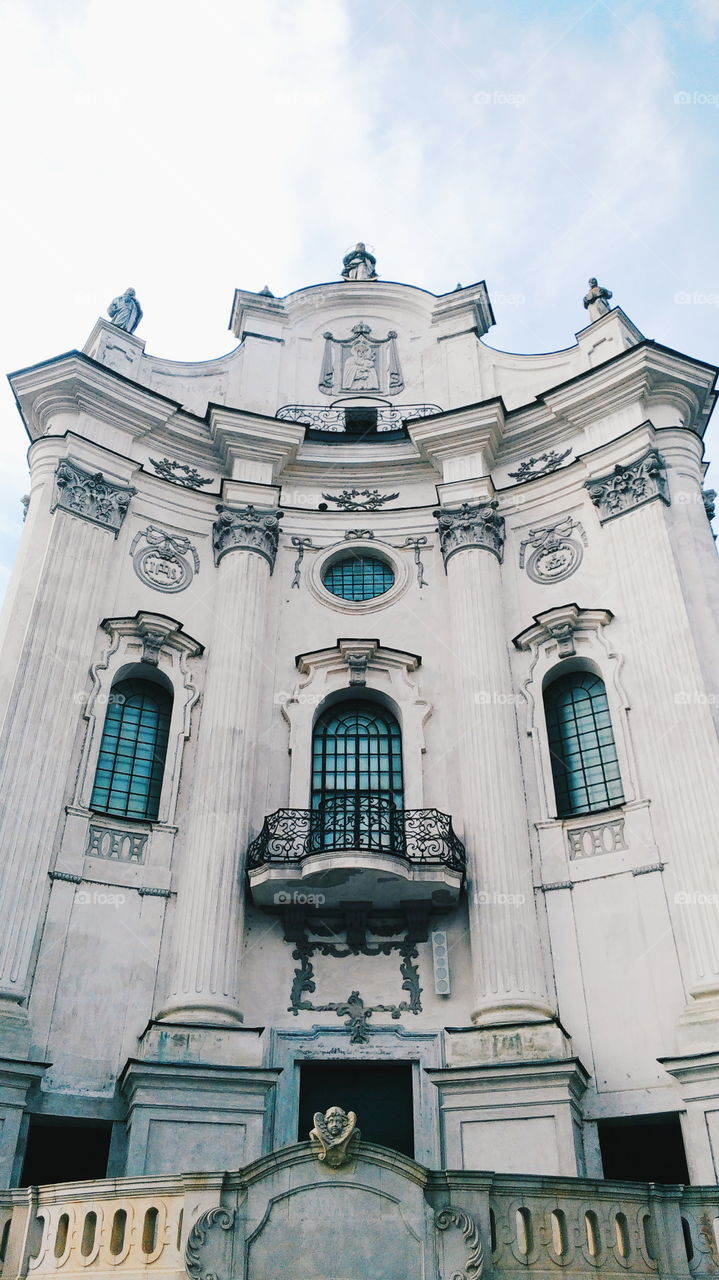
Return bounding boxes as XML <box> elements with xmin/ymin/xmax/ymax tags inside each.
<box><xmin>53</xmin><ymin>460</ymin><xmax>136</xmax><ymax>534</ymax></box>
<box><xmin>585</xmin><ymin>448</ymin><xmax>669</xmax><ymax>522</ymax></box>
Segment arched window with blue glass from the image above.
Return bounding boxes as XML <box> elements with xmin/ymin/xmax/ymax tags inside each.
<box><xmin>311</xmin><ymin>700</ymin><xmax>404</xmax><ymax>851</ymax></box>
<box><xmin>90</xmin><ymin>677</ymin><xmax>172</xmax><ymax>821</ymax></box>
<box><xmin>543</xmin><ymin>669</ymin><xmax>624</xmax><ymax>817</ymax></box>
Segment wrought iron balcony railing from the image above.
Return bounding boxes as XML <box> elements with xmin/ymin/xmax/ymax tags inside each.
<box><xmin>247</xmin><ymin>796</ymin><xmax>466</xmax><ymax>873</ymax></box>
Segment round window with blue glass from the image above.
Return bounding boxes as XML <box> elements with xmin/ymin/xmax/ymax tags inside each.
<box><xmin>322</xmin><ymin>554</ymin><xmax>395</xmax><ymax>602</ymax></box>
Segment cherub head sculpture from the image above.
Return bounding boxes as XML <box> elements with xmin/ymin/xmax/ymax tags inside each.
<box><xmin>309</xmin><ymin>1105</ymin><xmax>360</xmax><ymax>1168</ymax></box>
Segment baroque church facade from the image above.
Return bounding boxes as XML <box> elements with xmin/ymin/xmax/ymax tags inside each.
<box><xmin>0</xmin><ymin>248</ymin><xmax>718</xmax><ymax>1278</ymax></box>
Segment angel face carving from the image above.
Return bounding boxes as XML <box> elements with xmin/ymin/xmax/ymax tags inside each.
<box><xmin>309</xmin><ymin>1105</ymin><xmax>360</xmax><ymax>1168</ymax></box>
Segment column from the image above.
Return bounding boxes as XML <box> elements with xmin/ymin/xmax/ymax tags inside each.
<box><xmin>0</xmin><ymin>459</ymin><xmax>134</xmax><ymax>1023</ymax></box>
<box><xmin>586</xmin><ymin>452</ymin><xmax>719</xmax><ymax>1019</ymax></box>
<box><xmin>435</xmin><ymin>501</ymin><xmax>553</xmax><ymax>1025</ymax></box>
<box><xmin>158</xmin><ymin>504</ymin><xmax>282</xmax><ymax>1024</ymax></box>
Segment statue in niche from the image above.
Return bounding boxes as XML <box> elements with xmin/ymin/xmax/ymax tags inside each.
<box><xmin>583</xmin><ymin>277</ymin><xmax>613</xmax><ymax>321</ymax></box>
<box><xmin>342</xmin><ymin>242</ymin><xmax>378</xmax><ymax>281</ymax></box>
<box><xmin>310</xmin><ymin>1105</ymin><xmax>360</xmax><ymax>1168</ymax></box>
<box><xmin>107</xmin><ymin>287</ymin><xmax>143</xmax><ymax>333</ymax></box>
<box><xmin>342</xmin><ymin>332</ymin><xmax>380</xmax><ymax>390</ymax></box>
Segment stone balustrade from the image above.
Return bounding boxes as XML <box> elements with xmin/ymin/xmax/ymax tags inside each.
<box><xmin>0</xmin><ymin>1155</ymin><xmax>717</xmax><ymax>1279</ymax></box>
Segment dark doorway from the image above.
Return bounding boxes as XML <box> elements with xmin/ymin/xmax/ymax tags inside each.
<box><xmin>343</xmin><ymin>407</ymin><xmax>378</xmax><ymax>437</ymax></box>
<box><xmin>20</xmin><ymin>1117</ymin><xmax>113</xmax><ymax>1187</ymax></box>
<box><xmin>298</xmin><ymin>1061</ymin><xmax>414</xmax><ymax>1158</ymax></box>
<box><xmin>598</xmin><ymin>1113</ymin><xmax>689</xmax><ymax>1184</ymax></box>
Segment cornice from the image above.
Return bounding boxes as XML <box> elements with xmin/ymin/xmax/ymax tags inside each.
<box><xmin>208</xmin><ymin>405</ymin><xmax>305</xmax><ymax>481</ymax></box>
<box><xmin>408</xmin><ymin>399</ymin><xmax>505</xmax><ymax>476</ymax></box>
<box><xmin>9</xmin><ymin>351</ymin><xmax>182</xmax><ymax>442</ymax></box>
<box><xmin>513</xmin><ymin>605</ymin><xmax>614</xmax><ymax>654</ymax></box>
<box><xmin>100</xmin><ymin>612</ymin><xmax>204</xmax><ymax>660</ymax></box>
<box><xmin>296</xmin><ymin>638</ymin><xmax>422</xmax><ymax>675</ymax></box>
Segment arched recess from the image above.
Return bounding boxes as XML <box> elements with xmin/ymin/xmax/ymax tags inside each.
<box><xmin>75</xmin><ymin>612</ymin><xmax>203</xmax><ymax>825</ymax></box>
<box><xmin>281</xmin><ymin>640</ymin><xmax>430</xmax><ymax>810</ymax></box>
<box><xmin>513</xmin><ymin>605</ymin><xmax>638</xmax><ymax>821</ymax></box>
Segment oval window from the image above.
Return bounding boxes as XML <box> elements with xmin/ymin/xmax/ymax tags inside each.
<box><xmin>322</xmin><ymin>555</ymin><xmax>394</xmax><ymax>601</ymax></box>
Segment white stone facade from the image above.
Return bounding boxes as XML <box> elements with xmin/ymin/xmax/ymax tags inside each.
<box><xmin>0</xmin><ymin>264</ymin><xmax>718</xmax><ymax>1198</ymax></box>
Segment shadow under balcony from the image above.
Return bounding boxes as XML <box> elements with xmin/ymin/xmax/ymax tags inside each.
<box><xmin>246</xmin><ymin>795</ymin><xmax>466</xmax><ymax>910</ymax></box>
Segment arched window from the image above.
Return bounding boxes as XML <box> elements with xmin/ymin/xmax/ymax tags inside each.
<box><xmin>311</xmin><ymin>701</ymin><xmax>403</xmax><ymax>850</ymax></box>
<box><xmin>90</xmin><ymin>678</ymin><xmax>172</xmax><ymax>821</ymax></box>
<box><xmin>544</xmin><ymin>670</ymin><xmax>624</xmax><ymax>817</ymax></box>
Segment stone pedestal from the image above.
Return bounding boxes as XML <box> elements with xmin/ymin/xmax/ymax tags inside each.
<box><xmin>435</xmin><ymin>500</ymin><xmax>553</xmax><ymax>1027</ymax></box>
<box><xmin>428</xmin><ymin>1057</ymin><xmax>589</xmax><ymax>1177</ymax></box>
<box><xmin>0</xmin><ymin>1058</ymin><xmax>48</xmax><ymax>1187</ymax></box>
<box><xmin>158</xmin><ymin>505</ymin><xmax>282</xmax><ymax>1025</ymax></box>
<box><xmin>659</xmin><ymin>1050</ymin><xmax>719</xmax><ymax>1184</ymax></box>
<box><xmin>120</xmin><ymin>1057</ymin><xmax>280</xmax><ymax>1176</ymax></box>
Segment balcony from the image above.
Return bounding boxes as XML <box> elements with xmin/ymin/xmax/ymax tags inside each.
<box><xmin>246</xmin><ymin>795</ymin><xmax>465</xmax><ymax>909</ymax></box>
<box><xmin>3</xmin><ymin>1153</ymin><xmax>718</xmax><ymax>1280</ymax></box>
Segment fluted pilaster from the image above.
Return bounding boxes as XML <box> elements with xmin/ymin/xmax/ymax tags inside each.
<box><xmin>436</xmin><ymin>504</ymin><xmax>553</xmax><ymax>1025</ymax></box>
<box><xmin>159</xmin><ymin>506</ymin><xmax>282</xmax><ymax>1024</ymax></box>
<box><xmin>0</xmin><ymin>509</ymin><xmax>120</xmax><ymax>1005</ymax></box>
<box><xmin>598</xmin><ymin>499</ymin><xmax>719</xmax><ymax>1005</ymax></box>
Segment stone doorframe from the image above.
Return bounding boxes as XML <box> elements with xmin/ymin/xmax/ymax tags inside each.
<box><xmin>268</xmin><ymin>1024</ymin><xmax>443</xmax><ymax>1167</ymax></box>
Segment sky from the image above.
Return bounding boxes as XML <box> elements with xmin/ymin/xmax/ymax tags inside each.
<box><xmin>0</xmin><ymin>0</ymin><xmax>717</xmax><ymax>594</ymax></box>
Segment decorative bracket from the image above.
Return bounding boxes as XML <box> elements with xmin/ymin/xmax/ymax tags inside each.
<box><xmin>435</xmin><ymin>1207</ymin><xmax>484</xmax><ymax>1280</ymax></box>
<box><xmin>185</xmin><ymin>1206</ymin><xmax>235</xmax><ymax>1280</ymax></box>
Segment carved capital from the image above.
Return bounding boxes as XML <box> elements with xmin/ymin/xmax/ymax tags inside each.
<box><xmin>433</xmin><ymin>501</ymin><xmax>505</xmax><ymax>565</ymax></box>
<box><xmin>212</xmin><ymin>503</ymin><xmax>283</xmax><ymax>569</ymax></box>
<box><xmin>585</xmin><ymin>448</ymin><xmax>669</xmax><ymax>523</ymax></box>
<box><xmin>52</xmin><ymin>460</ymin><xmax>135</xmax><ymax>535</ymax></box>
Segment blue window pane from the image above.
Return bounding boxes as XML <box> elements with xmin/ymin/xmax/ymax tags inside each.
<box><xmin>90</xmin><ymin>679</ymin><xmax>172</xmax><ymax>821</ymax></box>
<box><xmin>544</xmin><ymin>671</ymin><xmax>624</xmax><ymax>818</ymax></box>
<box><xmin>323</xmin><ymin>555</ymin><xmax>394</xmax><ymax>601</ymax></box>
<box><xmin>311</xmin><ymin>700</ymin><xmax>404</xmax><ymax>851</ymax></box>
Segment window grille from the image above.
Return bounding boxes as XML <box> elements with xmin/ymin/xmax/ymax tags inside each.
<box><xmin>311</xmin><ymin>701</ymin><xmax>403</xmax><ymax>849</ymax></box>
<box><xmin>544</xmin><ymin>671</ymin><xmax>624</xmax><ymax>816</ymax></box>
<box><xmin>90</xmin><ymin>678</ymin><xmax>171</xmax><ymax>820</ymax></box>
<box><xmin>323</xmin><ymin>555</ymin><xmax>394</xmax><ymax>601</ymax></box>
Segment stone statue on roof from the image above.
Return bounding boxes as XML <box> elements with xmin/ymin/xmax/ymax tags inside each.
<box><xmin>342</xmin><ymin>242</ymin><xmax>378</xmax><ymax>281</ymax></box>
<box><xmin>583</xmin><ymin>277</ymin><xmax>613</xmax><ymax>322</ymax></box>
<box><xmin>107</xmin><ymin>287</ymin><xmax>143</xmax><ymax>333</ymax></box>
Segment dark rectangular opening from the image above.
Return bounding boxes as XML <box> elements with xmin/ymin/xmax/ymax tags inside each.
<box><xmin>343</xmin><ymin>407</ymin><xmax>378</xmax><ymax>437</ymax></box>
<box><xmin>597</xmin><ymin>1112</ymin><xmax>689</xmax><ymax>1184</ymax></box>
<box><xmin>19</xmin><ymin>1116</ymin><xmax>113</xmax><ymax>1187</ymax></box>
<box><xmin>298</xmin><ymin>1061</ymin><xmax>414</xmax><ymax>1158</ymax></box>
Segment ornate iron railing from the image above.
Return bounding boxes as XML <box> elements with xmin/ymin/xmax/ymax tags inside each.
<box><xmin>276</xmin><ymin>403</ymin><xmax>442</xmax><ymax>433</ymax></box>
<box><xmin>247</xmin><ymin>800</ymin><xmax>466</xmax><ymax>872</ymax></box>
